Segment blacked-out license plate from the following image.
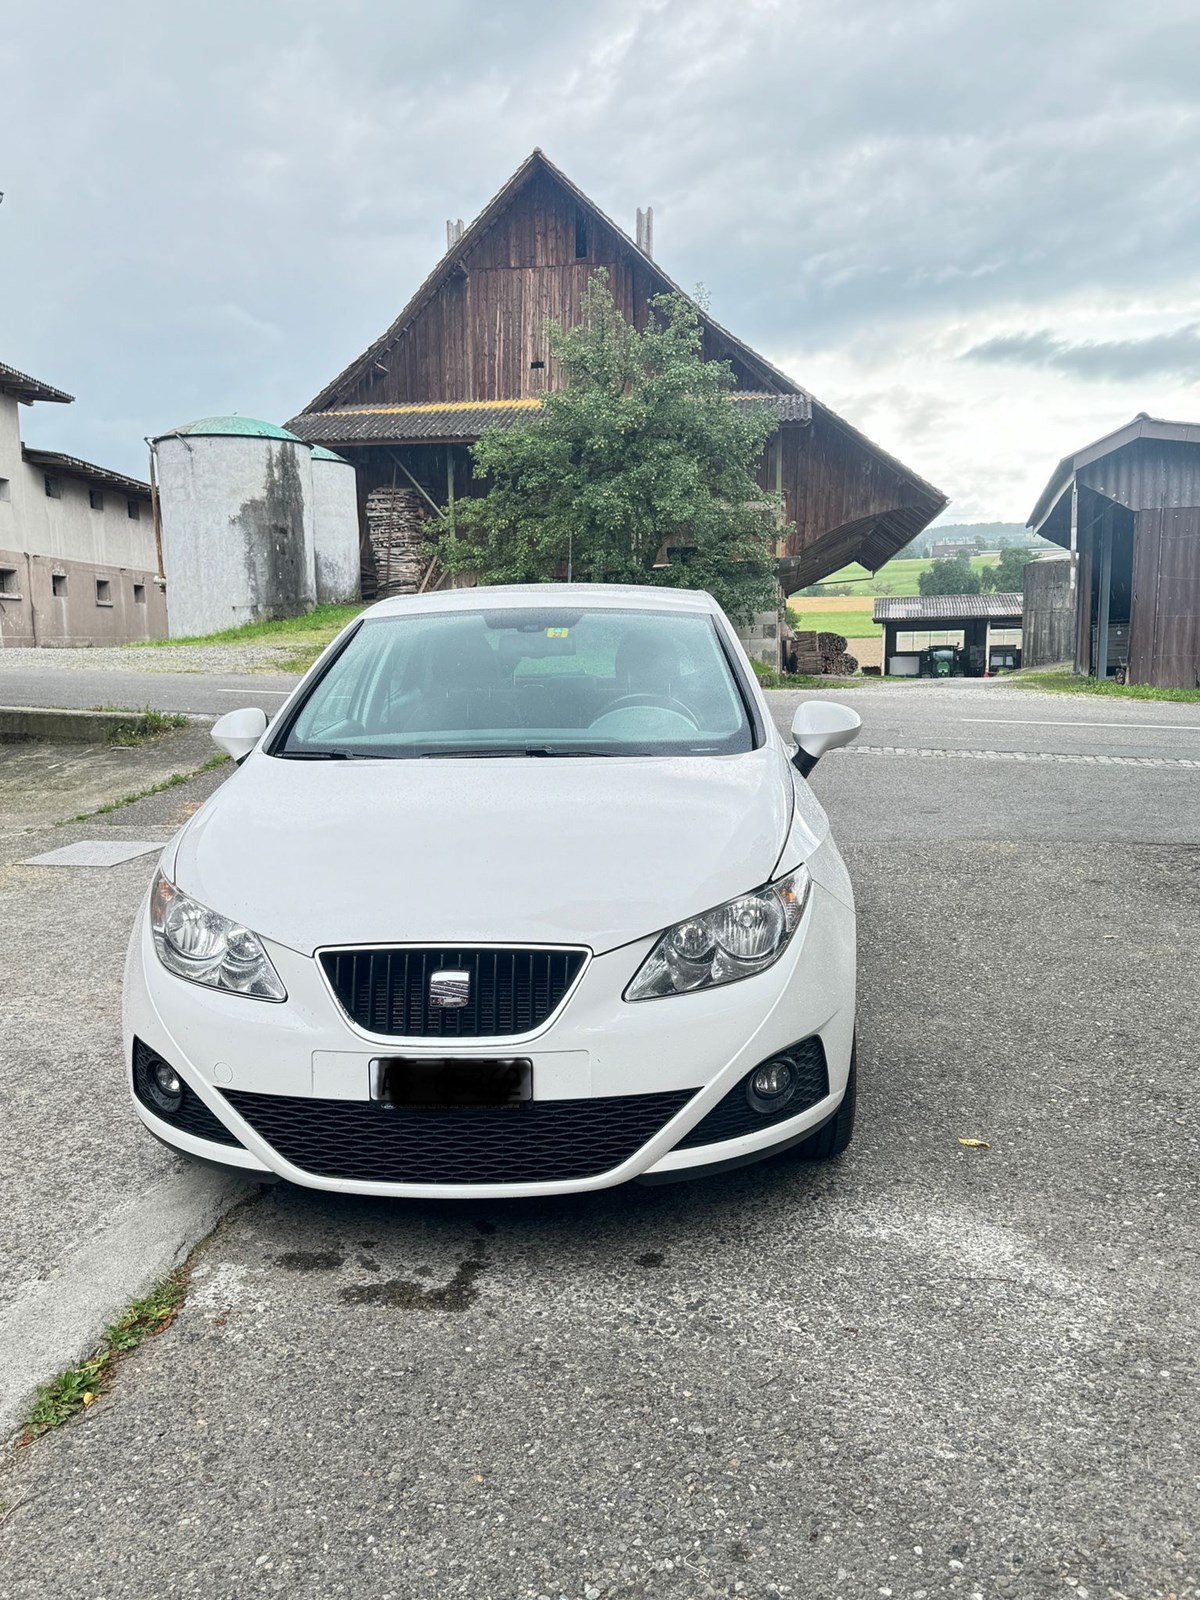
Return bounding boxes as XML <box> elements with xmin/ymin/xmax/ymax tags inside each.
<box><xmin>370</xmin><ymin>1057</ymin><xmax>533</xmax><ymax>1111</ymax></box>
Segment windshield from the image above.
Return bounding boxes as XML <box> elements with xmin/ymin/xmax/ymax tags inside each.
<box><xmin>275</xmin><ymin>606</ymin><xmax>755</xmax><ymax>759</ymax></box>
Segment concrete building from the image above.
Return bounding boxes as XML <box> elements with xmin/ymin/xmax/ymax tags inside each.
<box><xmin>0</xmin><ymin>361</ymin><xmax>165</xmax><ymax>646</ymax></box>
<box><xmin>310</xmin><ymin>445</ymin><xmax>360</xmax><ymax>604</ymax></box>
<box><xmin>153</xmin><ymin>417</ymin><xmax>318</xmax><ymax>638</ymax></box>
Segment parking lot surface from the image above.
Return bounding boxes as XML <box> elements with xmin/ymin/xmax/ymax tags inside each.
<box><xmin>1</xmin><ymin>682</ymin><xmax>1196</xmax><ymax>1600</ymax></box>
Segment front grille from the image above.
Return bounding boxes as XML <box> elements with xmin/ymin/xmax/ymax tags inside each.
<box><xmin>222</xmin><ymin>1087</ymin><xmax>693</xmax><ymax>1185</ymax></box>
<box><xmin>131</xmin><ymin>1039</ymin><xmax>242</xmax><ymax>1148</ymax></box>
<box><xmin>319</xmin><ymin>946</ymin><xmax>588</xmax><ymax>1039</ymax></box>
<box><xmin>674</xmin><ymin>1036</ymin><xmax>828</xmax><ymax>1148</ymax></box>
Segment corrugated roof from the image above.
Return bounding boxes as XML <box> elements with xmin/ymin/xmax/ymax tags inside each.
<box><xmin>0</xmin><ymin>361</ymin><xmax>73</xmax><ymax>405</ymax></box>
<box><xmin>873</xmin><ymin>593</ymin><xmax>1023</xmax><ymax>623</ymax></box>
<box><xmin>22</xmin><ymin>447</ymin><xmax>150</xmax><ymax>499</ymax></box>
<box><xmin>287</xmin><ymin>392</ymin><xmax>813</xmax><ymax>446</ymax></box>
<box><xmin>1027</xmin><ymin>413</ymin><xmax>1200</xmax><ymax>536</ymax></box>
<box><xmin>153</xmin><ymin>415</ymin><xmax>303</xmax><ymax>443</ymax></box>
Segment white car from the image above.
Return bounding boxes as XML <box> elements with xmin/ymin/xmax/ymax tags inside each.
<box><xmin>123</xmin><ymin>584</ymin><xmax>861</xmax><ymax>1198</ymax></box>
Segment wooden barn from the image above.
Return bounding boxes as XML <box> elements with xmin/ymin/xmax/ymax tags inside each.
<box><xmin>1028</xmin><ymin>414</ymin><xmax>1200</xmax><ymax>688</ymax></box>
<box><xmin>287</xmin><ymin>150</ymin><xmax>946</xmax><ymax>602</ymax></box>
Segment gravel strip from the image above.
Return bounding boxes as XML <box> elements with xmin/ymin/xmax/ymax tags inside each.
<box><xmin>0</xmin><ymin>644</ymin><xmax>300</xmax><ymax>675</ymax></box>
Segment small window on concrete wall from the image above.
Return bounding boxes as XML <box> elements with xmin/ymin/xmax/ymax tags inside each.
<box><xmin>127</xmin><ymin>499</ymin><xmax>141</xmax><ymax>520</ymax></box>
<box><xmin>52</xmin><ymin>573</ymin><xmax>68</xmax><ymax>598</ymax></box>
<box><xmin>44</xmin><ymin>475</ymin><xmax>62</xmax><ymax>499</ymax></box>
<box><xmin>0</xmin><ymin>566</ymin><xmax>19</xmax><ymax>596</ymax></box>
<box><xmin>89</xmin><ymin>488</ymin><xmax>104</xmax><ymax>511</ymax></box>
<box><xmin>0</xmin><ymin>477</ymin><xmax>10</xmax><ymax>502</ymax></box>
<box><xmin>133</xmin><ymin>582</ymin><xmax>146</xmax><ymax>604</ymax></box>
<box><xmin>95</xmin><ymin>578</ymin><xmax>112</xmax><ymax>606</ymax></box>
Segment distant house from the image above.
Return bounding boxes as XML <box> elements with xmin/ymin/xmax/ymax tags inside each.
<box><xmin>0</xmin><ymin>362</ymin><xmax>165</xmax><ymax>646</ymax></box>
<box><xmin>287</xmin><ymin>150</ymin><xmax>946</xmax><ymax>615</ymax></box>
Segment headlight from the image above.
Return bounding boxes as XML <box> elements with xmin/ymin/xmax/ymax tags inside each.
<box><xmin>150</xmin><ymin>872</ymin><xmax>286</xmax><ymax>1001</ymax></box>
<box><xmin>624</xmin><ymin>867</ymin><xmax>810</xmax><ymax>1001</ymax></box>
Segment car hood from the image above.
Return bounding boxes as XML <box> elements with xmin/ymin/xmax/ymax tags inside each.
<box><xmin>171</xmin><ymin>748</ymin><xmax>798</xmax><ymax>955</ymax></box>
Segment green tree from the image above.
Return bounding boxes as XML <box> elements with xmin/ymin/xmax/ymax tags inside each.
<box><xmin>980</xmin><ymin>546</ymin><xmax>1033</xmax><ymax>592</ymax></box>
<box><xmin>439</xmin><ymin>272</ymin><xmax>785</xmax><ymax>621</ymax></box>
<box><xmin>918</xmin><ymin>554</ymin><xmax>981</xmax><ymax>597</ymax></box>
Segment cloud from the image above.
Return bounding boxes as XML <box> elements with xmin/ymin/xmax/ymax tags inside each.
<box><xmin>963</xmin><ymin>324</ymin><xmax>1200</xmax><ymax>381</ymax></box>
<box><xmin>3</xmin><ymin>0</ymin><xmax>1200</xmax><ymax>521</ymax></box>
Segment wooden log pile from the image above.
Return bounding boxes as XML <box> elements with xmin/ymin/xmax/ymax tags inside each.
<box><xmin>789</xmin><ymin>630</ymin><xmax>823</xmax><ymax>674</ymax></box>
<box><xmin>818</xmin><ymin>631</ymin><xmax>859</xmax><ymax>677</ymax></box>
<box><xmin>365</xmin><ymin>487</ymin><xmax>434</xmax><ymax>597</ymax></box>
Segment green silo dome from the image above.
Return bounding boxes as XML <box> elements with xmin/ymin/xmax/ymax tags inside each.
<box><xmin>156</xmin><ymin>416</ymin><xmax>304</xmax><ymax>443</ymax></box>
<box><xmin>311</xmin><ymin>445</ymin><xmax>351</xmax><ymax>464</ymax></box>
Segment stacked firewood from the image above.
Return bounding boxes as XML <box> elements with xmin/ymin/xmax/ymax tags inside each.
<box><xmin>365</xmin><ymin>487</ymin><xmax>435</xmax><ymax>596</ymax></box>
<box><xmin>789</xmin><ymin>630</ymin><xmax>824</xmax><ymax>675</ymax></box>
<box><xmin>818</xmin><ymin>631</ymin><xmax>859</xmax><ymax>677</ymax></box>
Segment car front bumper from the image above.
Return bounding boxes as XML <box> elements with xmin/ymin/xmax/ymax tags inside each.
<box><xmin>122</xmin><ymin>881</ymin><xmax>856</xmax><ymax>1198</ymax></box>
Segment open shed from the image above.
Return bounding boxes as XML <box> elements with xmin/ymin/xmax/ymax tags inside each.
<box><xmin>874</xmin><ymin>593</ymin><xmax>1023</xmax><ymax>677</ymax></box>
<box><xmin>1028</xmin><ymin>414</ymin><xmax>1200</xmax><ymax>688</ymax></box>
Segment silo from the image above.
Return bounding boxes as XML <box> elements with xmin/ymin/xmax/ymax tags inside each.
<box><xmin>153</xmin><ymin>416</ymin><xmax>316</xmax><ymax>638</ymax></box>
<box><xmin>310</xmin><ymin>446</ymin><xmax>361</xmax><ymax>604</ymax></box>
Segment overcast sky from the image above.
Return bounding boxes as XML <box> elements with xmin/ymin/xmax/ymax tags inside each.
<box><xmin>3</xmin><ymin>0</ymin><xmax>1198</xmax><ymax>523</ymax></box>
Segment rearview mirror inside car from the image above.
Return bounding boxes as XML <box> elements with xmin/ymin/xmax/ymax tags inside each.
<box><xmin>790</xmin><ymin>701</ymin><xmax>862</xmax><ymax>777</ymax></box>
<box><xmin>211</xmin><ymin>706</ymin><xmax>269</xmax><ymax>763</ymax></box>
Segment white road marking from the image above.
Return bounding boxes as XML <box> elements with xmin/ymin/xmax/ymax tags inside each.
<box><xmin>960</xmin><ymin>717</ymin><xmax>1199</xmax><ymax>732</ymax></box>
<box><xmin>216</xmin><ymin>688</ymin><xmax>291</xmax><ymax>695</ymax></box>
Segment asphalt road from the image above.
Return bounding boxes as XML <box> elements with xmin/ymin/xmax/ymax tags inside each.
<box><xmin>1</xmin><ymin>684</ymin><xmax>1197</xmax><ymax>1600</ymax></box>
<box><xmin>0</xmin><ymin>662</ymin><xmax>297</xmax><ymax>716</ymax></box>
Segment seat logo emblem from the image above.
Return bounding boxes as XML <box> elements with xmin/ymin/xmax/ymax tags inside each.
<box><xmin>429</xmin><ymin>969</ymin><xmax>471</xmax><ymax>1009</ymax></box>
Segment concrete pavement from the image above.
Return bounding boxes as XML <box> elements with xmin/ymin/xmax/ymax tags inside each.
<box><xmin>0</xmin><ymin>682</ymin><xmax>1197</xmax><ymax>1599</ymax></box>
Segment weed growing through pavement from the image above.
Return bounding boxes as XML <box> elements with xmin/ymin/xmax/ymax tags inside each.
<box><xmin>20</xmin><ymin>1273</ymin><xmax>189</xmax><ymax>1443</ymax></box>
<box><xmin>58</xmin><ymin>752</ymin><xmax>230</xmax><ymax>825</ymax></box>
<box><xmin>91</xmin><ymin>705</ymin><xmax>192</xmax><ymax>746</ymax></box>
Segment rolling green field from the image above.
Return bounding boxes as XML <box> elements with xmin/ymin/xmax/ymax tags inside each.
<box><xmin>811</xmin><ymin>555</ymin><xmax>1000</xmax><ymax>597</ymax></box>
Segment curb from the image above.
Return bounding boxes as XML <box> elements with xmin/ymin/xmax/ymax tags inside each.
<box><xmin>0</xmin><ymin>1167</ymin><xmax>256</xmax><ymax>1442</ymax></box>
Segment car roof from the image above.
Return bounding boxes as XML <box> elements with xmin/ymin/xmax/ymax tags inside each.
<box><xmin>363</xmin><ymin>583</ymin><xmax>722</xmax><ymax>620</ymax></box>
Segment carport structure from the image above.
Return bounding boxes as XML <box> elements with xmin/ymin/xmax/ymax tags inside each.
<box><xmin>874</xmin><ymin>593</ymin><xmax>1022</xmax><ymax>676</ymax></box>
<box><xmin>1028</xmin><ymin>414</ymin><xmax>1200</xmax><ymax>687</ymax></box>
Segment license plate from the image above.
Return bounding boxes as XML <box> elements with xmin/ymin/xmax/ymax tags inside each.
<box><xmin>370</xmin><ymin>1057</ymin><xmax>533</xmax><ymax>1111</ymax></box>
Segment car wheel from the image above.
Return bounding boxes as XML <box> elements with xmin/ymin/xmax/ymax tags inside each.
<box><xmin>797</xmin><ymin>1034</ymin><xmax>857</xmax><ymax>1161</ymax></box>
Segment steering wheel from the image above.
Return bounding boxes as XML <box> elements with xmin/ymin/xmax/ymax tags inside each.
<box><xmin>592</xmin><ymin>692</ymin><xmax>700</xmax><ymax>729</ymax></box>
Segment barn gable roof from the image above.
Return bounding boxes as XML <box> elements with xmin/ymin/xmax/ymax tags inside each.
<box><xmin>301</xmin><ymin>149</ymin><xmax>803</xmax><ymax>416</ymax></box>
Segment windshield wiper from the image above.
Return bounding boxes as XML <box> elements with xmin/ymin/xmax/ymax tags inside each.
<box><xmin>277</xmin><ymin>749</ymin><xmax>373</xmax><ymax>760</ymax></box>
<box><xmin>416</xmin><ymin>746</ymin><xmax>617</xmax><ymax>759</ymax></box>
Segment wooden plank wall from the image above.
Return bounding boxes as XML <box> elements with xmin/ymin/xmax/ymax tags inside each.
<box><xmin>334</xmin><ymin>169</ymin><xmax>774</xmax><ymax>409</ymax></box>
<box><xmin>1130</xmin><ymin>506</ymin><xmax>1200</xmax><ymax>687</ymax></box>
<box><xmin>1022</xmin><ymin>557</ymin><xmax>1076</xmax><ymax>667</ymax></box>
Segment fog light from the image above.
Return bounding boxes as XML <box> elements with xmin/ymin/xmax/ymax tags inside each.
<box><xmin>747</xmin><ymin>1057</ymin><xmax>796</xmax><ymax>1113</ymax></box>
<box><xmin>147</xmin><ymin>1060</ymin><xmax>183</xmax><ymax>1116</ymax></box>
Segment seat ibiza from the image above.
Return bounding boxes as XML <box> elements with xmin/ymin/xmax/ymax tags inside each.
<box><xmin>124</xmin><ymin>584</ymin><xmax>861</xmax><ymax>1197</ymax></box>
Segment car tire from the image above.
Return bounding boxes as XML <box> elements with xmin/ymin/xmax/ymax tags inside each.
<box><xmin>797</xmin><ymin>1034</ymin><xmax>857</xmax><ymax>1161</ymax></box>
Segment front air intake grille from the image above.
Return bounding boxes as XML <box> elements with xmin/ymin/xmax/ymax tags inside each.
<box><xmin>132</xmin><ymin>1039</ymin><xmax>242</xmax><ymax>1147</ymax></box>
<box><xmin>222</xmin><ymin>1087</ymin><xmax>694</xmax><ymax>1185</ymax></box>
<box><xmin>319</xmin><ymin>946</ymin><xmax>588</xmax><ymax>1039</ymax></box>
<box><xmin>674</xmin><ymin>1036</ymin><xmax>828</xmax><ymax>1149</ymax></box>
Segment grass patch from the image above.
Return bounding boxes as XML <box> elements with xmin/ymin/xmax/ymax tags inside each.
<box><xmin>749</xmin><ymin>659</ymin><xmax>858</xmax><ymax>690</ymax></box>
<box><xmin>1013</xmin><ymin>671</ymin><xmax>1200</xmax><ymax>704</ymax></box>
<box><xmin>91</xmin><ymin>705</ymin><xmax>192</xmax><ymax>746</ymax></box>
<box><xmin>786</xmin><ymin>603</ymin><xmax>882</xmax><ymax>641</ymax></box>
<box><xmin>126</xmin><ymin>603</ymin><xmax>364</xmax><ymax>652</ymax></box>
<box><xmin>802</xmin><ymin>554</ymin><xmax>1001</xmax><ymax>598</ymax></box>
<box><xmin>60</xmin><ymin>752</ymin><xmax>230</xmax><ymax>824</ymax></box>
<box><xmin>20</xmin><ymin>1272</ymin><xmax>188</xmax><ymax>1443</ymax></box>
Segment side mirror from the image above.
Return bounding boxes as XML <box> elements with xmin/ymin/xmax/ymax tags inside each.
<box><xmin>791</xmin><ymin>700</ymin><xmax>861</xmax><ymax>778</ymax></box>
<box><xmin>211</xmin><ymin>706</ymin><xmax>269</xmax><ymax>763</ymax></box>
